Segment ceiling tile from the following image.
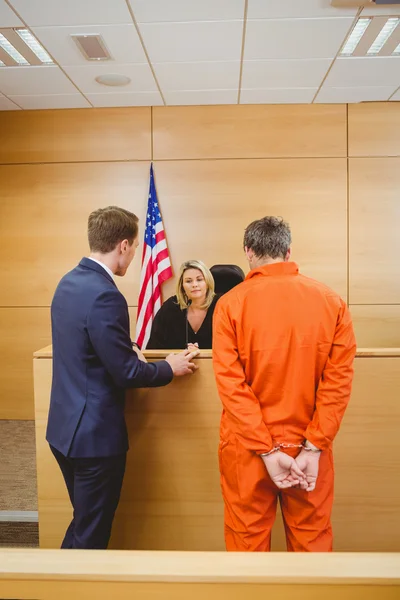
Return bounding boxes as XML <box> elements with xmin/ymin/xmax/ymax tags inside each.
<box><xmin>240</xmin><ymin>88</ymin><xmax>317</xmax><ymax>104</ymax></box>
<box><xmin>164</xmin><ymin>89</ymin><xmax>237</xmax><ymax>105</ymax></box>
<box><xmin>10</xmin><ymin>0</ymin><xmax>132</xmax><ymax>26</ymax></box>
<box><xmin>0</xmin><ymin>0</ymin><xmax>22</xmax><ymax>26</ymax></box>
<box><xmin>315</xmin><ymin>85</ymin><xmax>396</xmax><ymax>103</ymax></box>
<box><xmin>0</xmin><ymin>93</ymin><xmax>20</xmax><ymax>110</ymax></box>
<box><xmin>8</xmin><ymin>93</ymin><xmax>91</xmax><ymax>109</ymax></box>
<box><xmin>153</xmin><ymin>61</ymin><xmax>240</xmax><ymax>91</ymax></box>
<box><xmin>248</xmin><ymin>0</ymin><xmax>358</xmax><ymax>19</ymax></box>
<box><xmin>325</xmin><ymin>57</ymin><xmax>400</xmax><ymax>87</ymax></box>
<box><xmin>64</xmin><ymin>63</ymin><xmax>158</xmax><ymax>94</ymax></box>
<box><xmin>32</xmin><ymin>24</ymin><xmax>147</xmax><ymax>67</ymax></box>
<box><xmin>242</xmin><ymin>58</ymin><xmax>331</xmax><ymax>88</ymax></box>
<box><xmin>390</xmin><ymin>88</ymin><xmax>400</xmax><ymax>101</ymax></box>
<box><xmin>0</xmin><ymin>65</ymin><xmax>78</xmax><ymax>95</ymax></box>
<box><xmin>138</xmin><ymin>21</ymin><xmax>243</xmax><ymax>63</ymax></box>
<box><xmin>244</xmin><ymin>18</ymin><xmax>354</xmax><ymax>60</ymax></box>
<box><xmin>86</xmin><ymin>91</ymin><xmax>163</xmax><ymax>107</ymax></box>
<box><xmin>129</xmin><ymin>0</ymin><xmax>245</xmax><ymax>22</ymax></box>
<box><xmin>362</xmin><ymin>6</ymin><xmax>400</xmax><ymax>16</ymax></box>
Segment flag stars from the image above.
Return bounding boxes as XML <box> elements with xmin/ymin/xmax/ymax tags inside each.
<box><xmin>136</xmin><ymin>167</ymin><xmax>172</xmax><ymax>348</ymax></box>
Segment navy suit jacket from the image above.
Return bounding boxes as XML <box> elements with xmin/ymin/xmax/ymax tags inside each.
<box><xmin>46</xmin><ymin>257</ymin><xmax>173</xmax><ymax>458</ymax></box>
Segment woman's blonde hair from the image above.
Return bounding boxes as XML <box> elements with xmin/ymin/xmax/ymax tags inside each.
<box><xmin>176</xmin><ymin>260</ymin><xmax>215</xmax><ymax>310</ymax></box>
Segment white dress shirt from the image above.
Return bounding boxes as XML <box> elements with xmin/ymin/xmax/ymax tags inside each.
<box><xmin>87</xmin><ymin>257</ymin><xmax>114</xmax><ymax>280</ymax></box>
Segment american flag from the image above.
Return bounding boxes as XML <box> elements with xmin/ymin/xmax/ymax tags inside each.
<box><xmin>136</xmin><ymin>164</ymin><xmax>173</xmax><ymax>348</ymax></box>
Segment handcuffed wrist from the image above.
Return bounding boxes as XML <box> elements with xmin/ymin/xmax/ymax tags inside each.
<box><xmin>260</xmin><ymin>446</ymin><xmax>280</xmax><ymax>458</ymax></box>
<box><xmin>303</xmin><ymin>440</ymin><xmax>321</xmax><ymax>453</ymax></box>
<box><xmin>259</xmin><ymin>441</ymin><xmax>321</xmax><ymax>458</ymax></box>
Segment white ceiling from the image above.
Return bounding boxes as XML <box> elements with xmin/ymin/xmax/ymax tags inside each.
<box><xmin>0</xmin><ymin>0</ymin><xmax>399</xmax><ymax>110</ymax></box>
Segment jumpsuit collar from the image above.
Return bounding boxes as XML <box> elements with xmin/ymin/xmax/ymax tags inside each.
<box><xmin>245</xmin><ymin>261</ymin><xmax>299</xmax><ymax>281</ymax></box>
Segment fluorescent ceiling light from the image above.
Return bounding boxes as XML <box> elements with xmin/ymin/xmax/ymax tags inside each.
<box><xmin>0</xmin><ymin>60</ymin><xmax>5</xmax><ymax>67</ymax></box>
<box><xmin>15</xmin><ymin>29</ymin><xmax>53</xmax><ymax>64</ymax></box>
<box><xmin>0</xmin><ymin>33</ymin><xmax>29</xmax><ymax>65</ymax></box>
<box><xmin>393</xmin><ymin>42</ymin><xmax>400</xmax><ymax>55</ymax></box>
<box><xmin>340</xmin><ymin>18</ymin><xmax>371</xmax><ymax>56</ymax></box>
<box><xmin>367</xmin><ymin>18</ymin><xmax>399</xmax><ymax>55</ymax></box>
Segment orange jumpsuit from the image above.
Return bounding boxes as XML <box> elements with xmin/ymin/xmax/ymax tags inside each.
<box><xmin>212</xmin><ymin>262</ymin><xmax>356</xmax><ymax>552</ymax></box>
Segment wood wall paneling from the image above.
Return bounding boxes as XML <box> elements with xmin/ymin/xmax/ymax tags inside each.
<box><xmin>351</xmin><ymin>305</ymin><xmax>400</xmax><ymax>348</ymax></box>
<box><xmin>333</xmin><ymin>357</ymin><xmax>400</xmax><ymax>551</ymax></box>
<box><xmin>0</xmin><ymin>108</ymin><xmax>151</xmax><ymax>164</ymax></box>
<box><xmin>0</xmin><ymin>162</ymin><xmax>150</xmax><ymax>307</ymax></box>
<box><xmin>348</xmin><ymin>103</ymin><xmax>400</xmax><ymax>158</ymax></box>
<box><xmin>128</xmin><ymin>307</ymin><xmax>137</xmax><ymax>341</ymax></box>
<box><xmin>153</xmin><ymin>105</ymin><xmax>347</xmax><ymax>160</ymax></box>
<box><xmin>154</xmin><ymin>158</ymin><xmax>348</xmax><ymax>300</ymax></box>
<box><xmin>0</xmin><ymin>308</ymin><xmax>51</xmax><ymax>419</ymax></box>
<box><xmin>349</xmin><ymin>158</ymin><xmax>400</xmax><ymax>304</ymax></box>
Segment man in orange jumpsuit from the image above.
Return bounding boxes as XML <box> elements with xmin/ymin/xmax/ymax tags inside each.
<box><xmin>213</xmin><ymin>216</ymin><xmax>356</xmax><ymax>552</ymax></box>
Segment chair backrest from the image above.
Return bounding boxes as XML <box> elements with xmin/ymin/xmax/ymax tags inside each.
<box><xmin>210</xmin><ymin>264</ymin><xmax>245</xmax><ymax>295</ymax></box>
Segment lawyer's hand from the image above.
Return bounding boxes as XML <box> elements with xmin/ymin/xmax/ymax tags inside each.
<box><xmin>165</xmin><ymin>348</ymin><xmax>200</xmax><ymax>376</ymax></box>
<box><xmin>262</xmin><ymin>451</ymin><xmax>306</xmax><ymax>490</ymax></box>
<box><xmin>133</xmin><ymin>346</ymin><xmax>147</xmax><ymax>363</ymax></box>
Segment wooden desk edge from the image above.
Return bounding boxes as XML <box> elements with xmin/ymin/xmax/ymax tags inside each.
<box><xmin>0</xmin><ymin>550</ymin><xmax>399</xmax><ymax>584</ymax></box>
<box><xmin>33</xmin><ymin>346</ymin><xmax>400</xmax><ymax>359</ymax></box>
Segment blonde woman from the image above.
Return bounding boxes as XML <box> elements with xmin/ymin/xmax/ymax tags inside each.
<box><xmin>147</xmin><ymin>260</ymin><xmax>219</xmax><ymax>349</ymax></box>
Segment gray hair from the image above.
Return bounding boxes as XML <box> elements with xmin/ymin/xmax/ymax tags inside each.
<box><xmin>243</xmin><ymin>216</ymin><xmax>291</xmax><ymax>260</ymax></box>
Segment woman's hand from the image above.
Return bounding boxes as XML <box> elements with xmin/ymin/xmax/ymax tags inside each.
<box><xmin>187</xmin><ymin>342</ymin><xmax>199</xmax><ymax>352</ymax></box>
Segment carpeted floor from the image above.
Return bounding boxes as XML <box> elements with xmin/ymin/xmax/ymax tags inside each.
<box><xmin>0</xmin><ymin>420</ymin><xmax>39</xmax><ymax>547</ymax></box>
<box><xmin>0</xmin><ymin>420</ymin><xmax>37</xmax><ymax>511</ymax></box>
<box><xmin>0</xmin><ymin>521</ymin><xmax>38</xmax><ymax>547</ymax></box>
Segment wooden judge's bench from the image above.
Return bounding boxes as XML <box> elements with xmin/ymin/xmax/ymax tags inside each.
<box><xmin>33</xmin><ymin>346</ymin><xmax>400</xmax><ymax>552</ymax></box>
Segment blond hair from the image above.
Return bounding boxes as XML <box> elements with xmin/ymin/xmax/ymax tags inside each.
<box><xmin>176</xmin><ymin>260</ymin><xmax>215</xmax><ymax>310</ymax></box>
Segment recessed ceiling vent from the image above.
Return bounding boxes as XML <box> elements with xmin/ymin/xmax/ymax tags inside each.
<box><xmin>71</xmin><ymin>34</ymin><xmax>112</xmax><ymax>61</ymax></box>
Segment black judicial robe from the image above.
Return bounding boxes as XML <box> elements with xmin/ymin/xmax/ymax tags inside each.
<box><xmin>146</xmin><ymin>295</ymin><xmax>220</xmax><ymax>350</ymax></box>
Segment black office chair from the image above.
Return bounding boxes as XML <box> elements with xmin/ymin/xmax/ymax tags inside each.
<box><xmin>210</xmin><ymin>264</ymin><xmax>245</xmax><ymax>295</ymax></box>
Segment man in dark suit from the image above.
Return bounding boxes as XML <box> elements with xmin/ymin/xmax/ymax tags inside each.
<box><xmin>47</xmin><ymin>206</ymin><xmax>198</xmax><ymax>549</ymax></box>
